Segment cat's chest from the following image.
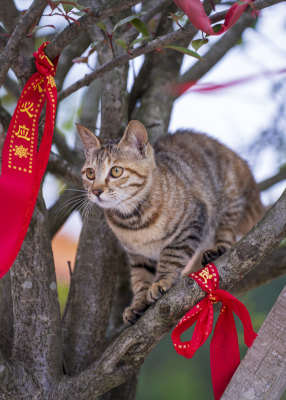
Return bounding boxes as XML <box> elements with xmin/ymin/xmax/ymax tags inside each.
<box><xmin>105</xmin><ymin>215</ymin><xmax>164</xmax><ymax>260</ymax></box>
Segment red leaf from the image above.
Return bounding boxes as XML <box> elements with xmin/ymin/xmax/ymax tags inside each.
<box><xmin>48</xmin><ymin>0</ymin><xmax>60</xmax><ymax>11</ymax></box>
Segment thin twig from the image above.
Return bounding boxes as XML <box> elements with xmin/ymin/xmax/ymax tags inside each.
<box><xmin>258</xmin><ymin>166</ymin><xmax>286</xmax><ymax>191</ymax></box>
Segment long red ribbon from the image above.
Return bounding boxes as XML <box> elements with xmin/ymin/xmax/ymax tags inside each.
<box><xmin>0</xmin><ymin>42</ymin><xmax>58</xmax><ymax>279</ymax></box>
<box><xmin>173</xmin><ymin>0</ymin><xmax>258</xmax><ymax>36</ymax></box>
<box><xmin>169</xmin><ymin>68</ymin><xmax>286</xmax><ymax>97</ymax></box>
<box><xmin>171</xmin><ymin>263</ymin><xmax>257</xmax><ymax>399</ymax></box>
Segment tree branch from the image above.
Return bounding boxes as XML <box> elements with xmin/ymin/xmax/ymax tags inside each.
<box><xmin>17</xmin><ymin>0</ymin><xmax>144</xmax><ymax>83</ymax></box>
<box><xmin>0</xmin><ymin>102</ymin><xmax>11</xmax><ymax>133</ymax></box>
<box><xmin>233</xmin><ymin>247</ymin><xmax>286</xmax><ymax>295</ymax></box>
<box><xmin>55</xmin><ymin>33</ymin><xmax>91</xmax><ymax>92</ymax></box>
<box><xmin>57</xmin><ymin>21</ymin><xmax>198</xmax><ymax>101</ymax></box>
<box><xmin>222</xmin><ymin>283</ymin><xmax>286</xmax><ymax>399</ymax></box>
<box><xmin>0</xmin><ymin>0</ymin><xmax>20</xmax><ymax>34</ymax></box>
<box><xmin>47</xmin><ymin>187</ymin><xmax>79</xmax><ymax>239</ymax></box>
<box><xmin>53</xmin><ymin>128</ymin><xmax>80</xmax><ymax>165</ymax></box>
<box><xmin>57</xmin><ymin>0</ymin><xmax>284</xmax><ymax>102</ymax></box>
<box><xmin>47</xmin><ymin>152</ymin><xmax>82</xmax><ymax>187</ymax></box>
<box><xmin>45</xmin><ymin>0</ymin><xmax>144</xmax><ymax>61</ymax></box>
<box><xmin>258</xmin><ymin>165</ymin><xmax>286</xmax><ymax>191</ymax></box>
<box><xmin>54</xmin><ymin>188</ymin><xmax>286</xmax><ymax>398</ymax></box>
<box><xmin>3</xmin><ymin>75</ymin><xmax>21</xmax><ymax>99</ymax></box>
<box><xmin>0</xmin><ymin>0</ymin><xmax>48</xmax><ymax>87</ymax></box>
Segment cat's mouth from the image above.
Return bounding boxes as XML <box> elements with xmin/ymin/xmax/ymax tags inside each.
<box><xmin>89</xmin><ymin>194</ymin><xmax>120</xmax><ymax>209</ymax></box>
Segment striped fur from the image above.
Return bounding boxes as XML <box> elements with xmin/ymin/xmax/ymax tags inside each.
<box><xmin>77</xmin><ymin>121</ymin><xmax>264</xmax><ymax>324</ymax></box>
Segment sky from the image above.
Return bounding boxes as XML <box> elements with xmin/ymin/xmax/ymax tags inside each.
<box><xmin>10</xmin><ymin>1</ymin><xmax>286</xmax><ymax>237</ymax></box>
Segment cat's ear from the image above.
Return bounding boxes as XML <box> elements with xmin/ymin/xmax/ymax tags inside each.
<box><xmin>119</xmin><ymin>120</ymin><xmax>148</xmax><ymax>156</ymax></box>
<box><xmin>76</xmin><ymin>123</ymin><xmax>100</xmax><ymax>155</ymax></box>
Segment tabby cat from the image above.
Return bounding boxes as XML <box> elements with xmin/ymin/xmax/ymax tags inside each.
<box><xmin>77</xmin><ymin>120</ymin><xmax>264</xmax><ymax>325</ymax></box>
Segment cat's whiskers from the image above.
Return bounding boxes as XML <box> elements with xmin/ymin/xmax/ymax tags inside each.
<box><xmin>82</xmin><ymin>202</ymin><xmax>92</xmax><ymax>225</ymax></box>
<box><xmin>64</xmin><ymin>188</ymin><xmax>87</xmax><ymax>194</ymax></box>
<box><xmin>54</xmin><ymin>192</ymin><xmax>90</xmax><ymax>226</ymax></box>
<box><xmin>77</xmin><ymin>197</ymin><xmax>92</xmax><ymax>225</ymax></box>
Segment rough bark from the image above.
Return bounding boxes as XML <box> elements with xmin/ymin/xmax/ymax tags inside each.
<box><xmin>0</xmin><ymin>272</ymin><xmax>13</xmax><ymax>360</ymax></box>
<box><xmin>222</xmin><ymin>284</ymin><xmax>286</xmax><ymax>400</ymax></box>
<box><xmin>62</xmin><ymin>206</ymin><xmax>121</xmax><ymax>373</ymax></box>
<box><xmin>0</xmin><ymin>0</ymin><xmax>19</xmax><ymax>34</ymax></box>
<box><xmin>10</xmin><ymin>193</ymin><xmax>62</xmax><ymax>399</ymax></box>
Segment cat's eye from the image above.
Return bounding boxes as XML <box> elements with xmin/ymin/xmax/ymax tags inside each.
<box><xmin>110</xmin><ymin>166</ymin><xmax>124</xmax><ymax>178</ymax></box>
<box><xmin>86</xmin><ymin>168</ymin><xmax>95</xmax><ymax>180</ymax></box>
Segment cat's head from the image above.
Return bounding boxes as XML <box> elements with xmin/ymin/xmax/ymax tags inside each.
<box><xmin>77</xmin><ymin>120</ymin><xmax>155</xmax><ymax>210</ymax></box>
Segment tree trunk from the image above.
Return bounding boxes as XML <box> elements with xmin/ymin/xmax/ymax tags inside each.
<box><xmin>222</xmin><ymin>284</ymin><xmax>286</xmax><ymax>400</ymax></box>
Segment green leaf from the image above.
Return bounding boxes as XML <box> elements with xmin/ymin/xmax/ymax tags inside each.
<box><xmin>164</xmin><ymin>45</ymin><xmax>204</xmax><ymax>62</ymax></box>
<box><xmin>168</xmin><ymin>11</ymin><xmax>184</xmax><ymax>24</ymax></box>
<box><xmin>71</xmin><ymin>10</ymin><xmax>86</xmax><ymax>16</ymax></box>
<box><xmin>74</xmin><ymin>2</ymin><xmax>85</xmax><ymax>10</ymax></box>
<box><xmin>31</xmin><ymin>24</ymin><xmax>56</xmax><ymax>34</ymax></box>
<box><xmin>131</xmin><ymin>18</ymin><xmax>149</xmax><ymax>37</ymax></box>
<box><xmin>191</xmin><ymin>38</ymin><xmax>208</xmax><ymax>51</ymax></box>
<box><xmin>212</xmin><ymin>24</ymin><xmax>222</xmax><ymax>33</ymax></box>
<box><xmin>96</xmin><ymin>21</ymin><xmax>107</xmax><ymax>31</ymax></box>
<box><xmin>115</xmin><ymin>38</ymin><xmax>127</xmax><ymax>51</ymax></box>
<box><xmin>90</xmin><ymin>40</ymin><xmax>101</xmax><ymax>48</ymax></box>
<box><xmin>48</xmin><ymin>1</ymin><xmax>60</xmax><ymax>11</ymax></box>
<box><xmin>113</xmin><ymin>12</ymin><xmax>146</xmax><ymax>32</ymax></box>
<box><xmin>61</xmin><ymin>1</ymin><xmax>77</xmax><ymax>13</ymax></box>
<box><xmin>129</xmin><ymin>36</ymin><xmax>149</xmax><ymax>49</ymax></box>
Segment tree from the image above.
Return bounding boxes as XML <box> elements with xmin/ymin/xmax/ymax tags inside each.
<box><xmin>0</xmin><ymin>0</ymin><xmax>285</xmax><ymax>399</ymax></box>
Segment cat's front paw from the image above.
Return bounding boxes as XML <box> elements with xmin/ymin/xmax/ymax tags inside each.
<box><xmin>147</xmin><ymin>280</ymin><xmax>172</xmax><ymax>304</ymax></box>
<box><xmin>123</xmin><ymin>304</ymin><xmax>149</xmax><ymax>325</ymax></box>
<box><xmin>201</xmin><ymin>245</ymin><xmax>227</xmax><ymax>266</ymax></box>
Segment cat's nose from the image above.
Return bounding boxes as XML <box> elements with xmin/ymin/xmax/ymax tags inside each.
<box><xmin>92</xmin><ymin>188</ymin><xmax>103</xmax><ymax>198</ymax></box>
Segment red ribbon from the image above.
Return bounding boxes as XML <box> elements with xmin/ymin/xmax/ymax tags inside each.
<box><xmin>169</xmin><ymin>68</ymin><xmax>286</xmax><ymax>97</ymax></box>
<box><xmin>0</xmin><ymin>42</ymin><xmax>58</xmax><ymax>279</ymax></box>
<box><xmin>171</xmin><ymin>263</ymin><xmax>257</xmax><ymax>399</ymax></box>
<box><xmin>173</xmin><ymin>0</ymin><xmax>258</xmax><ymax>36</ymax></box>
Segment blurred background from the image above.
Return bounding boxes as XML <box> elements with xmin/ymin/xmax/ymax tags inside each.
<box><xmin>1</xmin><ymin>1</ymin><xmax>286</xmax><ymax>398</ymax></box>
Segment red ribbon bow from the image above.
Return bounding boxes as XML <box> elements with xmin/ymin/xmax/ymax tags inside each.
<box><xmin>0</xmin><ymin>42</ymin><xmax>59</xmax><ymax>279</ymax></box>
<box><xmin>172</xmin><ymin>263</ymin><xmax>257</xmax><ymax>399</ymax></box>
<box><xmin>173</xmin><ymin>0</ymin><xmax>258</xmax><ymax>36</ymax></box>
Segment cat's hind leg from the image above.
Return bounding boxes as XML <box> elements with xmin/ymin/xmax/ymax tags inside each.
<box><xmin>123</xmin><ymin>254</ymin><xmax>156</xmax><ymax>325</ymax></box>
